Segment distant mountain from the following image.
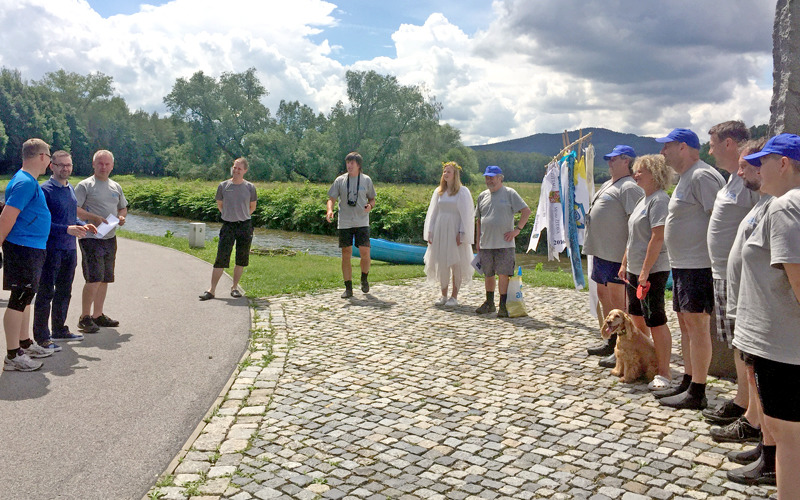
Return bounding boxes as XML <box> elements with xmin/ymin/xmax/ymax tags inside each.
<box><xmin>470</xmin><ymin>127</ymin><xmax>664</xmax><ymax>158</ymax></box>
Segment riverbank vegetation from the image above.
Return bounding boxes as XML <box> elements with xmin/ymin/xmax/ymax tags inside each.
<box><xmin>119</xmin><ymin>176</ymin><xmax>540</xmax><ymax>249</ymax></box>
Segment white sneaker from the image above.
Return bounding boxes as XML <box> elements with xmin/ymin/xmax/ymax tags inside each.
<box><xmin>648</xmin><ymin>375</ymin><xmax>671</xmax><ymax>391</ymax></box>
<box><xmin>22</xmin><ymin>342</ymin><xmax>54</xmax><ymax>359</ymax></box>
<box><xmin>434</xmin><ymin>296</ymin><xmax>448</xmax><ymax>306</ymax></box>
<box><xmin>4</xmin><ymin>353</ymin><xmax>43</xmax><ymax>372</ymax></box>
<box><xmin>445</xmin><ymin>297</ymin><xmax>459</xmax><ymax>307</ymax></box>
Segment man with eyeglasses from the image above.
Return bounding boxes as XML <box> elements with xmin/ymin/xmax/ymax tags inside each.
<box><xmin>33</xmin><ymin>150</ymin><xmax>97</xmax><ymax>352</ymax></box>
<box><xmin>326</xmin><ymin>152</ymin><xmax>376</xmax><ymax>298</ymax></box>
<box><xmin>1</xmin><ymin>138</ymin><xmax>56</xmax><ymax>371</ymax></box>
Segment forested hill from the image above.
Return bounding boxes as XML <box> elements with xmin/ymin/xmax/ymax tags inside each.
<box><xmin>470</xmin><ymin>127</ymin><xmax>663</xmax><ymax>157</ymax></box>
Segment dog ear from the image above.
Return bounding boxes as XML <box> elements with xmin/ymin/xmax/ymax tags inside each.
<box><xmin>623</xmin><ymin>313</ymin><xmax>635</xmax><ymax>336</ymax></box>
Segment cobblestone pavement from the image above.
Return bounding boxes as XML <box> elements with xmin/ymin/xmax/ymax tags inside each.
<box><xmin>148</xmin><ymin>281</ymin><xmax>777</xmax><ymax>500</ymax></box>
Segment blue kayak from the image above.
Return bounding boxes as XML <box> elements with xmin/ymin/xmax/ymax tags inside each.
<box><xmin>352</xmin><ymin>238</ymin><xmax>426</xmax><ymax>265</ymax></box>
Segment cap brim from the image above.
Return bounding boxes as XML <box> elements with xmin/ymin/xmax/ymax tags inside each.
<box><xmin>743</xmin><ymin>150</ymin><xmax>770</xmax><ymax>166</ymax></box>
<box><xmin>483</xmin><ymin>173</ymin><xmax>499</xmax><ymax>176</ymax></box>
<box><xmin>654</xmin><ymin>137</ymin><xmax>673</xmax><ymax>143</ymax></box>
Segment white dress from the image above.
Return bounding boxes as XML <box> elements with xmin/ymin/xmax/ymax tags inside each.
<box><xmin>423</xmin><ymin>186</ymin><xmax>474</xmax><ymax>287</ymax></box>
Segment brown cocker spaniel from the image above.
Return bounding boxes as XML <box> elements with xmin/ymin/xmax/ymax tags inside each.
<box><xmin>601</xmin><ymin>309</ymin><xmax>658</xmax><ymax>383</ymax></box>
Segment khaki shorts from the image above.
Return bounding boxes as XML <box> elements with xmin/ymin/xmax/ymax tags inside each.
<box><xmin>478</xmin><ymin>248</ymin><xmax>515</xmax><ymax>276</ymax></box>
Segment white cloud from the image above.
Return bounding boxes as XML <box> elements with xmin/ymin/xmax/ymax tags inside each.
<box><xmin>0</xmin><ymin>0</ymin><xmax>775</xmax><ymax>146</ymax></box>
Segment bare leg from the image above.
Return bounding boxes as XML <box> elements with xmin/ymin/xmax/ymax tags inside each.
<box><xmin>650</xmin><ymin>324</ymin><xmax>672</xmax><ymax>378</ymax></box>
<box><xmin>358</xmin><ymin>246</ymin><xmax>370</xmax><ymax>274</ymax></box>
<box><xmin>451</xmin><ymin>265</ymin><xmax>461</xmax><ymax>299</ymax></box>
<box><xmin>232</xmin><ymin>265</ymin><xmax>244</xmax><ymax>290</ymax></box>
<box><xmin>484</xmin><ymin>275</ymin><xmax>496</xmax><ymax>293</ymax></box>
<box><xmin>676</xmin><ymin>313</ymin><xmax>693</xmax><ymax>378</ymax></box>
<box><xmin>732</xmin><ymin>349</ymin><xmax>749</xmax><ymax>408</ymax></box>
<box><xmin>82</xmin><ymin>282</ymin><xmax>100</xmax><ymax>317</ymax></box>
<box><xmin>744</xmin><ymin>364</ymin><xmax>762</xmax><ymax>428</ymax></box>
<box><xmin>4</xmin><ymin>308</ymin><xmax>23</xmax><ymax>350</ymax></box>
<box><xmin>630</xmin><ymin>314</ymin><xmax>649</xmax><ymax>337</ymax></box>
<box><xmin>682</xmin><ymin>312</ymin><xmax>711</xmax><ymax>384</ymax></box>
<box><xmin>92</xmin><ymin>282</ymin><xmax>108</xmax><ymax>317</ymax></box>
<box><xmin>498</xmin><ymin>274</ymin><xmax>510</xmax><ymax>295</ymax></box>
<box><xmin>207</xmin><ymin>268</ymin><xmax>224</xmax><ymax>296</ymax></box>
<box><xmin>762</xmin><ymin>415</ymin><xmax>800</xmax><ymax>498</ymax></box>
<box><xmin>341</xmin><ymin>247</ymin><xmax>352</xmax><ymax>281</ymax></box>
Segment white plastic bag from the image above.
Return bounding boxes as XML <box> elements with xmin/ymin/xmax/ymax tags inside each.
<box><xmin>506</xmin><ymin>267</ymin><xmax>528</xmax><ymax>317</ymax></box>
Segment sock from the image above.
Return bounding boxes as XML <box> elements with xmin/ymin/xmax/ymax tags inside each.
<box><xmin>361</xmin><ymin>272</ymin><xmax>368</xmax><ymax>281</ymax></box>
<box><xmin>19</xmin><ymin>338</ymin><xmax>33</xmax><ymax>349</ymax></box>
<box><xmin>344</xmin><ymin>280</ymin><xmax>353</xmax><ymax>290</ymax></box>
<box><xmin>762</xmin><ymin>445</ymin><xmax>777</xmax><ymax>471</ymax></box>
<box><xmin>499</xmin><ymin>294</ymin><xmax>508</xmax><ymax>306</ymax></box>
<box><xmin>486</xmin><ymin>291</ymin><xmax>494</xmax><ymax>303</ymax></box>
<box><xmin>687</xmin><ymin>381</ymin><xmax>706</xmax><ymax>398</ymax></box>
<box><xmin>673</xmin><ymin>374</ymin><xmax>691</xmax><ymax>392</ymax></box>
<box><xmin>7</xmin><ymin>349</ymin><xmax>19</xmax><ymax>359</ymax></box>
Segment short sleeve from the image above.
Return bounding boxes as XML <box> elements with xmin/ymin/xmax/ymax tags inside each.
<box><xmin>770</xmin><ymin>206</ymin><xmax>800</xmax><ymax>267</ymax></box>
<box><xmin>694</xmin><ymin>170</ymin><xmax>724</xmax><ymax>213</ymax></box>
<box><xmin>648</xmin><ymin>196</ymin><xmax>669</xmax><ymax>228</ymax></box>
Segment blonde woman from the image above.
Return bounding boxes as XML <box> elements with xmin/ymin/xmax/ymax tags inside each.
<box><xmin>619</xmin><ymin>154</ymin><xmax>674</xmax><ymax>390</ymax></box>
<box><xmin>423</xmin><ymin>162</ymin><xmax>474</xmax><ymax>306</ymax></box>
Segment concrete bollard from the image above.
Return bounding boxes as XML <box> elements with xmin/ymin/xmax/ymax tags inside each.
<box><xmin>189</xmin><ymin>222</ymin><xmax>206</xmax><ymax>248</ymax></box>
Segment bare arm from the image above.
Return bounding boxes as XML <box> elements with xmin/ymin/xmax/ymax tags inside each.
<box><xmin>638</xmin><ymin>225</ymin><xmax>665</xmax><ymax>283</ymax></box>
<box><xmin>117</xmin><ymin>206</ymin><xmax>127</xmax><ymax>226</ymax></box>
<box><xmin>77</xmin><ymin>207</ymin><xmax>106</xmax><ymax>226</ymax></box>
<box><xmin>475</xmin><ymin>218</ymin><xmax>481</xmax><ymax>251</ymax></box>
<box><xmin>326</xmin><ymin>197</ymin><xmax>336</xmax><ymax>223</ymax></box>
<box><xmin>504</xmin><ymin>206</ymin><xmax>532</xmax><ymax>242</ymax></box>
<box><xmin>249</xmin><ymin>200</ymin><xmax>257</xmax><ymax>215</ymax></box>
<box><xmin>784</xmin><ymin>263</ymin><xmax>800</xmax><ymax>304</ymax></box>
<box><xmin>0</xmin><ymin>205</ymin><xmax>21</xmax><ymax>246</ymax></box>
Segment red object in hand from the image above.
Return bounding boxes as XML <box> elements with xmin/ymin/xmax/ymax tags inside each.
<box><xmin>637</xmin><ymin>281</ymin><xmax>651</xmax><ymax>300</ymax></box>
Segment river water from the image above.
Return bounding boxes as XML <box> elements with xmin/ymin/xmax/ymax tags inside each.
<box><xmin>124</xmin><ymin>212</ymin><xmax>578</xmax><ymax>271</ymax></box>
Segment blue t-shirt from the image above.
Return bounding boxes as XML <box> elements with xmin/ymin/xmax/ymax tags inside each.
<box><xmin>4</xmin><ymin>169</ymin><xmax>51</xmax><ymax>249</ymax></box>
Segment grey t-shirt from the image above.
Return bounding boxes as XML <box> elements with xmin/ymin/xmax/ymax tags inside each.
<box><xmin>75</xmin><ymin>176</ymin><xmax>128</xmax><ymax>239</ymax></box>
<box><xmin>726</xmin><ymin>195</ymin><xmax>772</xmax><ymax>320</ymax></box>
<box><xmin>664</xmin><ymin>160</ymin><xmax>725</xmax><ymax>269</ymax></box>
<box><xmin>476</xmin><ymin>186</ymin><xmax>528</xmax><ymax>249</ymax></box>
<box><xmin>707</xmin><ymin>174</ymin><xmax>761</xmax><ymax>279</ymax></box>
<box><xmin>328</xmin><ymin>173</ymin><xmax>376</xmax><ymax>229</ymax></box>
<box><xmin>216</xmin><ymin>180</ymin><xmax>257</xmax><ymax>222</ymax></box>
<box><xmin>733</xmin><ymin>188</ymin><xmax>800</xmax><ymax>364</ymax></box>
<box><xmin>583</xmin><ymin>176</ymin><xmax>643</xmax><ymax>262</ymax></box>
<box><xmin>625</xmin><ymin>190</ymin><xmax>670</xmax><ymax>275</ymax></box>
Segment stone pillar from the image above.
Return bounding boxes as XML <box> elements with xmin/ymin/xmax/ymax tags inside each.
<box><xmin>189</xmin><ymin>222</ymin><xmax>206</xmax><ymax>248</ymax></box>
<box><xmin>770</xmin><ymin>0</ymin><xmax>800</xmax><ymax>135</ymax></box>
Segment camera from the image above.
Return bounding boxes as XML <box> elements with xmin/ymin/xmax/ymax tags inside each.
<box><xmin>347</xmin><ymin>199</ymin><xmax>357</xmax><ymax>207</ymax></box>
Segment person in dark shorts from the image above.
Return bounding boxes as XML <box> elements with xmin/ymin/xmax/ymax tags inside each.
<box><xmin>34</xmin><ymin>150</ymin><xmax>97</xmax><ymax>351</ymax></box>
<box><xmin>474</xmin><ymin>166</ymin><xmax>531</xmax><ymax>318</ymax></box>
<box><xmin>75</xmin><ymin>150</ymin><xmax>128</xmax><ymax>332</ymax></box>
<box><xmin>732</xmin><ymin>134</ymin><xmax>800</xmax><ymax>492</ymax></box>
<box><xmin>199</xmin><ymin>157</ymin><xmax>258</xmax><ymax>301</ymax></box>
<box><xmin>656</xmin><ymin>128</ymin><xmax>725</xmax><ymax>410</ymax></box>
<box><xmin>2</xmin><ymin>138</ymin><xmax>56</xmax><ymax>371</ymax></box>
<box><xmin>326</xmin><ymin>152</ymin><xmax>376</xmax><ymax>298</ymax></box>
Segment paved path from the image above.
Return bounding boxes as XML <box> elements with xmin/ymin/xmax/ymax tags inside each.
<box><xmin>149</xmin><ymin>280</ymin><xmax>777</xmax><ymax>500</ymax></box>
<box><xmin>0</xmin><ymin>238</ymin><xmax>251</xmax><ymax>500</ymax></box>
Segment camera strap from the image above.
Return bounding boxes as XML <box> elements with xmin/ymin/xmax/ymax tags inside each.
<box><xmin>346</xmin><ymin>174</ymin><xmax>360</xmax><ymax>204</ymax></box>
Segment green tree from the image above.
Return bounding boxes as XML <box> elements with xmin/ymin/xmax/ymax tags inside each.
<box><xmin>0</xmin><ymin>119</ymin><xmax>7</xmax><ymax>157</ymax></box>
<box><xmin>164</xmin><ymin>68</ymin><xmax>273</xmax><ymax>166</ymax></box>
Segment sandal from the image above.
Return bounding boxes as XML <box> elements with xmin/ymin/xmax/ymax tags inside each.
<box><xmin>648</xmin><ymin>375</ymin><xmax>671</xmax><ymax>391</ymax></box>
<box><xmin>230</xmin><ymin>289</ymin><xmax>242</xmax><ymax>298</ymax></box>
<box><xmin>198</xmin><ymin>291</ymin><xmax>214</xmax><ymax>301</ymax></box>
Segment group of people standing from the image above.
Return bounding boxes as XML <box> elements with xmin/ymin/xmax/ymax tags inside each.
<box><xmin>3</xmin><ymin>139</ymin><xmax>127</xmax><ymax>372</ymax></box>
<box><xmin>585</xmin><ymin>123</ymin><xmax>800</xmax><ymax>494</ymax></box>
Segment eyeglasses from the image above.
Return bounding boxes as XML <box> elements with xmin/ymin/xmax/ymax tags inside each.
<box><xmin>52</xmin><ymin>163</ymin><xmax>73</xmax><ymax>168</ymax></box>
<box><xmin>40</xmin><ymin>152</ymin><xmax>52</xmax><ymax>160</ymax></box>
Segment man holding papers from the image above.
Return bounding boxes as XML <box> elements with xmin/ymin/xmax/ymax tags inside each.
<box><xmin>75</xmin><ymin>150</ymin><xmax>128</xmax><ymax>333</ymax></box>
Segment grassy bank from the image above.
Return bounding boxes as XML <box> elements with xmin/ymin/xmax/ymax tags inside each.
<box><xmin>118</xmin><ymin>229</ymin><xmax>578</xmax><ymax>297</ymax></box>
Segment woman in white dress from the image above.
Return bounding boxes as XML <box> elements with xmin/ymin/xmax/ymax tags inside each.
<box><xmin>423</xmin><ymin>162</ymin><xmax>474</xmax><ymax>306</ymax></box>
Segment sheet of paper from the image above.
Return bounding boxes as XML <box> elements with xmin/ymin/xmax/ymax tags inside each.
<box><xmin>94</xmin><ymin>214</ymin><xmax>119</xmax><ymax>238</ymax></box>
<box><xmin>471</xmin><ymin>253</ymin><xmax>484</xmax><ymax>275</ymax></box>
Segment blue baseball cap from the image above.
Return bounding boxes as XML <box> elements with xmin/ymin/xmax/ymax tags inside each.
<box><xmin>744</xmin><ymin>133</ymin><xmax>800</xmax><ymax>166</ymax></box>
<box><xmin>603</xmin><ymin>145</ymin><xmax>636</xmax><ymax>161</ymax></box>
<box><xmin>483</xmin><ymin>165</ymin><xmax>502</xmax><ymax>176</ymax></box>
<box><xmin>655</xmin><ymin>128</ymin><xmax>700</xmax><ymax>150</ymax></box>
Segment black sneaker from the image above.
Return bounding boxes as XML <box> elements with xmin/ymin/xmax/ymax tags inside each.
<box><xmin>598</xmin><ymin>354</ymin><xmax>616</xmax><ymax>368</ymax></box>
<box><xmin>727</xmin><ymin>443</ymin><xmax>762</xmax><ymax>465</ymax></box>
<box><xmin>341</xmin><ymin>288</ymin><xmax>353</xmax><ymax>298</ymax></box>
<box><xmin>93</xmin><ymin>314</ymin><xmax>119</xmax><ymax>327</ymax></box>
<box><xmin>78</xmin><ymin>315</ymin><xmax>100</xmax><ymax>333</ymax></box>
<box><xmin>703</xmin><ymin>400</ymin><xmax>746</xmax><ymax>425</ymax></box>
<box><xmin>659</xmin><ymin>390</ymin><xmax>708</xmax><ymax>410</ymax></box>
<box><xmin>710</xmin><ymin>416</ymin><xmax>761</xmax><ymax>443</ymax></box>
<box><xmin>587</xmin><ymin>341</ymin><xmax>614</xmax><ymax>357</ymax></box>
<box><xmin>653</xmin><ymin>384</ymin><xmax>690</xmax><ymax>399</ymax></box>
<box><xmin>497</xmin><ymin>304</ymin><xmax>509</xmax><ymax>318</ymax></box>
<box><xmin>361</xmin><ymin>279</ymin><xmax>369</xmax><ymax>293</ymax></box>
<box><xmin>726</xmin><ymin>455</ymin><xmax>776</xmax><ymax>486</ymax></box>
<box><xmin>475</xmin><ymin>301</ymin><xmax>496</xmax><ymax>314</ymax></box>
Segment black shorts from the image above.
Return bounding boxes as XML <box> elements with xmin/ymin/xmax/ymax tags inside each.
<box><xmin>672</xmin><ymin>267</ymin><xmax>714</xmax><ymax>314</ymax></box>
<box><xmin>753</xmin><ymin>355</ymin><xmax>800</xmax><ymax>422</ymax></box>
<box><xmin>625</xmin><ymin>271</ymin><xmax>669</xmax><ymax>327</ymax></box>
<box><xmin>2</xmin><ymin>241</ymin><xmax>46</xmax><ymax>291</ymax></box>
<box><xmin>591</xmin><ymin>256</ymin><xmax>624</xmax><ymax>286</ymax></box>
<box><xmin>338</xmin><ymin>227</ymin><xmax>370</xmax><ymax>248</ymax></box>
<box><xmin>214</xmin><ymin>220</ymin><xmax>253</xmax><ymax>268</ymax></box>
<box><xmin>80</xmin><ymin>237</ymin><xmax>117</xmax><ymax>283</ymax></box>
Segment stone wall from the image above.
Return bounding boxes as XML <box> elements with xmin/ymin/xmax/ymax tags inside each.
<box><xmin>770</xmin><ymin>0</ymin><xmax>800</xmax><ymax>135</ymax></box>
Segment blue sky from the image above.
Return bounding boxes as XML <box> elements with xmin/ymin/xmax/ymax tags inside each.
<box><xmin>0</xmin><ymin>0</ymin><xmax>776</xmax><ymax>145</ymax></box>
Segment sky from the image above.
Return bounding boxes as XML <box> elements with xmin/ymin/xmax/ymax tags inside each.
<box><xmin>0</xmin><ymin>0</ymin><xmax>776</xmax><ymax>146</ymax></box>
